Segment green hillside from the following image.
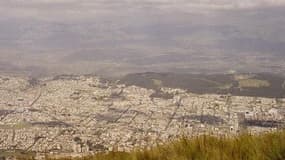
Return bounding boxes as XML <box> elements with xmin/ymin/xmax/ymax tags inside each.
<box><xmin>120</xmin><ymin>72</ymin><xmax>285</xmax><ymax>98</ymax></box>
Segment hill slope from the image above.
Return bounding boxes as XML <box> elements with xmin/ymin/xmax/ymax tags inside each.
<box><xmin>120</xmin><ymin>72</ymin><xmax>285</xmax><ymax>98</ymax></box>
<box><xmin>49</xmin><ymin>131</ymin><xmax>285</xmax><ymax>160</ymax></box>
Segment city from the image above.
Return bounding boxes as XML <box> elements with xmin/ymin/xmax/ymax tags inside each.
<box><xmin>0</xmin><ymin>75</ymin><xmax>284</xmax><ymax>158</ymax></box>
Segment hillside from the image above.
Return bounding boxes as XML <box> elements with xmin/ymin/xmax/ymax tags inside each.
<box><xmin>48</xmin><ymin>131</ymin><xmax>285</xmax><ymax>160</ymax></box>
<box><xmin>120</xmin><ymin>73</ymin><xmax>285</xmax><ymax>98</ymax></box>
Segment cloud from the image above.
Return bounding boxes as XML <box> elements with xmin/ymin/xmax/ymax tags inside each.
<box><xmin>1</xmin><ymin>0</ymin><xmax>285</xmax><ymax>12</ymax></box>
<box><xmin>0</xmin><ymin>0</ymin><xmax>284</xmax><ymax>23</ymax></box>
<box><xmin>2</xmin><ymin>0</ymin><xmax>285</xmax><ymax>8</ymax></box>
<box><xmin>0</xmin><ymin>0</ymin><xmax>285</xmax><ymax>76</ymax></box>
<box><xmin>0</xmin><ymin>0</ymin><xmax>285</xmax><ymax>21</ymax></box>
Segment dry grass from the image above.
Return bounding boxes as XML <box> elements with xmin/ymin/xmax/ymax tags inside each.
<box><xmin>48</xmin><ymin>131</ymin><xmax>285</xmax><ymax>160</ymax></box>
<box><xmin>0</xmin><ymin>150</ymin><xmax>35</xmax><ymax>160</ymax></box>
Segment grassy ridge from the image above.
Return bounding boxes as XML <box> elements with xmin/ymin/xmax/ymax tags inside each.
<box><xmin>50</xmin><ymin>131</ymin><xmax>285</xmax><ymax>160</ymax></box>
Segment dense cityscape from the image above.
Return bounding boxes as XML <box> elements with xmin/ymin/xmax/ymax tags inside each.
<box><xmin>0</xmin><ymin>74</ymin><xmax>284</xmax><ymax>158</ymax></box>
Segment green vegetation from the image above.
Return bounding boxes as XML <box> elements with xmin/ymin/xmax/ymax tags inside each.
<box><xmin>238</xmin><ymin>79</ymin><xmax>270</xmax><ymax>88</ymax></box>
<box><xmin>234</xmin><ymin>74</ymin><xmax>255</xmax><ymax>81</ymax></box>
<box><xmin>121</xmin><ymin>72</ymin><xmax>285</xmax><ymax>98</ymax></box>
<box><xmin>217</xmin><ymin>83</ymin><xmax>233</xmax><ymax>90</ymax></box>
<box><xmin>49</xmin><ymin>131</ymin><xmax>285</xmax><ymax>160</ymax></box>
<box><xmin>0</xmin><ymin>150</ymin><xmax>35</xmax><ymax>160</ymax></box>
<box><xmin>152</xmin><ymin>79</ymin><xmax>163</xmax><ymax>88</ymax></box>
<box><xmin>0</xmin><ymin>122</ymin><xmax>31</xmax><ymax>130</ymax></box>
<box><xmin>190</xmin><ymin>78</ymin><xmax>222</xmax><ymax>86</ymax></box>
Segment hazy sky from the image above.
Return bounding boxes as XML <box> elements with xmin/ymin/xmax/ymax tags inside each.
<box><xmin>0</xmin><ymin>0</ymin><xmax>285</xmax><ymax>77</ymax></box>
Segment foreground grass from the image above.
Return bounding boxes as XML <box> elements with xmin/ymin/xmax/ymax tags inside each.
<box><xmin>0</xmin><ymin>150</ymin><xmax>35</xmax><ymax>160</ymax></box>
<box><xmin>50</xmin><ymin>131</ymin><xmax>285</xmax><ymax>160</ymax></box>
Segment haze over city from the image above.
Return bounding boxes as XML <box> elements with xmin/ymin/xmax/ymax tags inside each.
<box><xmin>0</xmin><ymin>0</ymin><xmax>285</xmax><ymax>77</ymax></box>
